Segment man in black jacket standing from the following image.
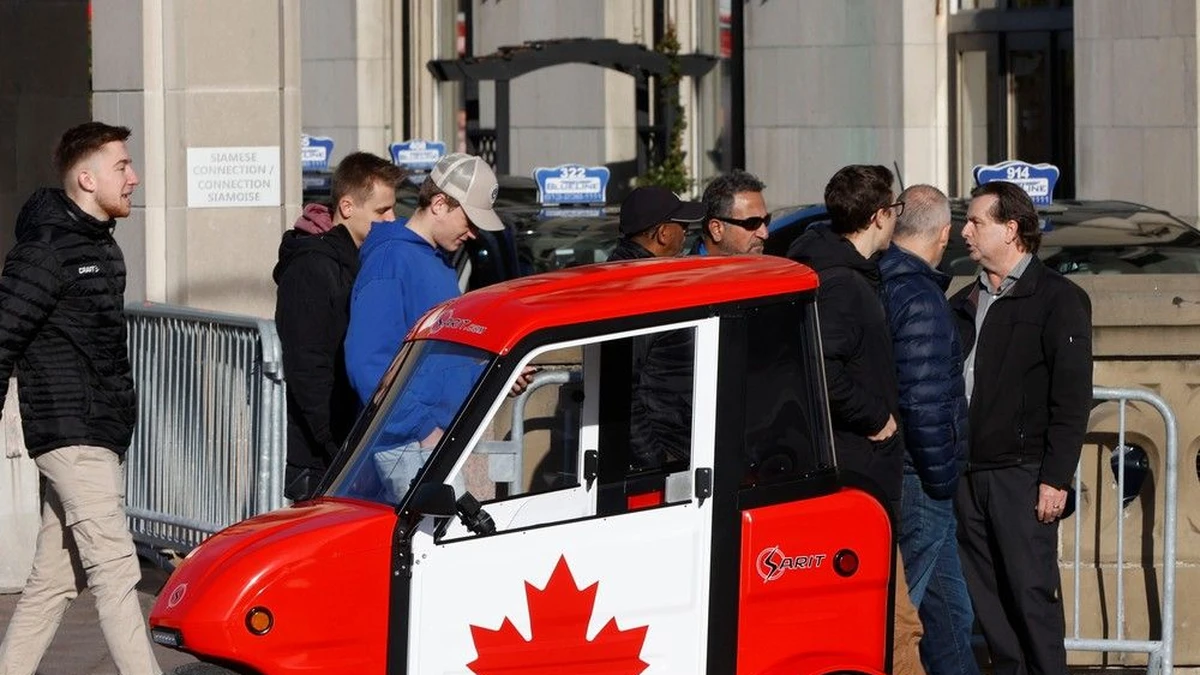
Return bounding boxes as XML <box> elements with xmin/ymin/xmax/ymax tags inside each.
<box><xmin>0</xmin><ymin>123</ymin><xmax>160</xmax><ymax>674</ymax></box>
<box><xmin>788</xmin><ymin>165</ymin><xmax>927</xmax><ymax>675</ymax></box>
<box><xmin>951</xmin><ymin>181</ymin><xmax>1092</xmax><ymax>675</ymax></box>
<box><xmin>787</xmin><ymin>165</ymin><xmax>903</xmax><ymax>506</ymax></box>
<box><xmin>274</xmin><ymin>152</ymin><xmax>404</xmax><ymax>500</ymax></box>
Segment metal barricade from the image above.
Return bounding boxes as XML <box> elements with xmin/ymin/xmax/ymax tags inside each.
<box><xmin>1066</xmin><ymin>386</ymin><xmax>1178</xmax><ymax>675</ymax></box>
<box><xmin>123</xmin><ymin>303</ymin><xmax>286</xmax><ymax>553</ymax></box>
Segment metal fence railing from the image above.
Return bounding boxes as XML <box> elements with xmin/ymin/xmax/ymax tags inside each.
<box><xmin>124</xmin><ymin>303</ymin><xmax>286</xmax><ymax>553</ymax></box>
<box><xmin>1066</xmin><ymin>387</ymin><xmax>1178</xmax><ymax>675</ymax></box>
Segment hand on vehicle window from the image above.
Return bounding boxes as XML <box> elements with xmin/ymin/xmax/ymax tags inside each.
<box><xmin>509</xmin><ymin>366</ymin><xmax>539</xmax><ymax>397</ymax></box>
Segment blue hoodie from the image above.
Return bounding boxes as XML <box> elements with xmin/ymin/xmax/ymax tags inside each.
<box><xmin>345</xmin><ymin>219</ymin><xmax>460</xmax><ymax>403</ymax></box>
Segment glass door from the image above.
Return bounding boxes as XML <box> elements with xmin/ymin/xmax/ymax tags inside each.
<box><xmin>950</xmin><ymin>30</ymin><xmax>1075</xmax><ymax>198</ymax></box>
<box><xmin>950</xmin><ymin>33</ymin><xmax>1001</xmax><ymax>196</ymax></box>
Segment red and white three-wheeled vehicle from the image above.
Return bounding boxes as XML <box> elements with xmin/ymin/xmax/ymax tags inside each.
<box><xmin>149</xmin><ymin>256</ymin><xmax>895</xmax><ymax>674</ymax></box>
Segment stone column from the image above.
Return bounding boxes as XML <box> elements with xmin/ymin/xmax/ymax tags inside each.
<box><xmin>92</xmin><ymin>0</ymin><xmax>302</xmax><ymax>318</ymax></box>
<box><xmin>0</xmin><ymin>0</ymin><xmax>91</xmax><ymax>257</ymax></box>
<box><xmin>0</xmin><ymin>0</ymin><xmax>90</xmax><ymax>589</ymax></box>
<box><xmin>1075</xmin><ymin>2</ymin><xmax>1199</xmax><ymax>222</ymax></box>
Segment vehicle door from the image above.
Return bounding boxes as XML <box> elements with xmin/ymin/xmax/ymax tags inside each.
<box><xmin>404</xmin><ymin>318</ymin><xmax>720</xmax><ymax>674</ymax></box>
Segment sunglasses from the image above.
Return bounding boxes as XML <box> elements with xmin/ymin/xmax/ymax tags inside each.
<box><xmin>716</xmin><ymin>213</ymin><xmax>772</xmax><ymax>230</ymax></box>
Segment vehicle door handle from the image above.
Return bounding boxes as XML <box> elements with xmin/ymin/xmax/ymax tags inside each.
<box><xmin>695</xmin><ymin>468</ymin><xmax>712</xmax><ymax>503</ymax></box>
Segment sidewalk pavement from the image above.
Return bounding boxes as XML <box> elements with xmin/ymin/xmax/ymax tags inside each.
<box><xmin>0</xmin><ymin>566</ymin><xmax>197</xmax><ymax>675</ymax></box>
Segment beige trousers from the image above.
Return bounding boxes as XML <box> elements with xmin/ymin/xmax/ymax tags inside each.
<box><xmin>893</xmin><ymin>550</ymin><xmax>928</xmax><ymax>675</ymax></box>
<box><xmin>0</xmin><ymin>446</ymin><xmax>161</xmax><ymax>675</ymax></box>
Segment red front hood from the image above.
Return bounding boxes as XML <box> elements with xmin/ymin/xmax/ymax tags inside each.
<box><xmin>150</xmin><ymin>497</ymin><xmax>395</xmax><ymax>673</ymax></box>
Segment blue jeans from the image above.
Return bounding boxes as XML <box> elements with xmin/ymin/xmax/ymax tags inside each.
<box><xmin>899</xmin><ymin>472</ymin><xmax>980</xmax><ymax>675</ymax></box>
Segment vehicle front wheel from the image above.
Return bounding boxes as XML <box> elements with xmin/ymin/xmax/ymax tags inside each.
<box><xmin>169</xmin><ymin>663</ymin><xmax>242</xmax><ymax>675</ymax></box>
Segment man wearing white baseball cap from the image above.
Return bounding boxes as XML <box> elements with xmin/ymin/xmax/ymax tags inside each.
<box><xmin>345</xmin><ymin>152</ymin><xmax>504</xmax><ymax>407</ymax></box>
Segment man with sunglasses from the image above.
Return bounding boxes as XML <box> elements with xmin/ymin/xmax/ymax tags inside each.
<box><xmin>787</xmin><ymin>164</ymin><xmax>926</xmax><ymax>675</ymax></box>
<box><xmin>698</xmin><ymin>170</ymin><xmax>770</xmax><ymax>256</ymax></box>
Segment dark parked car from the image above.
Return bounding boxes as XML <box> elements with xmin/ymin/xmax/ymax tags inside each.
<box><xmin>765</xmin><ymin>199</ymin><xmax>1200</xmax><ymax>277</ymax></box>
<box><xmin>304</xmin><ymin>169</ymin><xmax>1200</xmax><ymax>282</ymax></box>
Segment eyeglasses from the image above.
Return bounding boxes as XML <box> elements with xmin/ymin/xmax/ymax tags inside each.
<box><xmin>716</xmin><ymin>213</ymin><xmax>772</xmax><ymax>230</ymax></box>
<box><xmin>883</xmin><ymin>201</ymin><xmax>905</xmax><ymax>216</ymax></box>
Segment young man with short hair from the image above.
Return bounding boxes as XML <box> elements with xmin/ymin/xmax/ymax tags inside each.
<box><xmin>274</xmin><ymin>151</ymin><xmax>405</xmax><ymax>500</ymax></box>
<box><xmin>787</xmin><ymin>164</ymin><xmax>926</xmax><ymax>675</ymax></box>
<box><xmin>344</xmin><ymin>153</ymin><xmax>505</xmax><ymax>412</ymax></box>
<box><xmin>0</xmin><ymin>121</ymin><xmax>161</xmax><ymax>675</ymax></box>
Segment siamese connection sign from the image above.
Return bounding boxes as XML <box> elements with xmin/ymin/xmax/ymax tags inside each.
<box><xmin>187</xmin><ymin>146</ymin><xmax>282</xmax><ymax>208</ymax></box>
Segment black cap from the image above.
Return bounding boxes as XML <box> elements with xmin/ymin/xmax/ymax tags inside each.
<box><xmin>619</xmin><ymin>186</ymin><xmax>707</xmax><ymax>236</ymax></box>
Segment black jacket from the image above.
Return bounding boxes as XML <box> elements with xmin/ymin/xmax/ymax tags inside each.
<box><xmin>273</xmin><ymin>224</ymin><xmax>360</xmax><ymax>471</ymax></box>
<box><xmin>879</xmin><ymin>244</ymin><xmax>969</xmax><ymax>500</ymax></box>
<box><xmin>0</xmin><ymin>189</ymin><xmax>136</xmax><ymax>456</ymax></box>
<box><xmin>950</xmin><ymin>257</ymin><xmax>1092</xmax><ymax>489</ymax></box>
<box><xmin>607</xmin><ymin>238</ymin><xmax>655</xmax><ymax>262</ymax></box>
<box><xmin>787</xmin><ymin>226</ymin><xmax>904</xmax><ymax>507</ymax></box>
<box><xmin>606</xmin><ymin>235</ymin><xmax>692</xmax><ymax>467</ymax></box>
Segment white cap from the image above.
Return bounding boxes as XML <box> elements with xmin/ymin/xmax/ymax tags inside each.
<box><xmin>429</xmin><ymin>153</ymin><xmax>504</xmax><ymax>231</ymax></box>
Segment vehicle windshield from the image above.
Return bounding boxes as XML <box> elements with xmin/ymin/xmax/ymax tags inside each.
<box><xmin>328</xmin><ymin>340</ymin><xmax>494</xmax><ymax>506</ymax></box>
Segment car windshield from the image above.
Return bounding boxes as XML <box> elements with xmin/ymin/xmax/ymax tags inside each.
<box><xmin>328</xmin><ymin>340</ymin><xmax>494</xmax><ymax>506</ymax></box>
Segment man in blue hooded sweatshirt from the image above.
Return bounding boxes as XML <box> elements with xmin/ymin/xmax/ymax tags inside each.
<box><xmin>345</xmin><ymin>153</ymin><xmax>504</xmax><ymax>432</ymax></box>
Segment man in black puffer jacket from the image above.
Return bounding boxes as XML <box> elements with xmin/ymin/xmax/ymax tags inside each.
<box><xmin>0</xmin><ymin>123</ymin><xmax>161</xmax><ymax>674</ymax></box>
<box><xmin>881</xmin><ymin>185</ymin><xmax>977</xmax><ymax>675</ymax></box>
<box><xmin>274</xmin><ymin>152</ymin><xmax>404</xmax><ymax>501</ymax></box>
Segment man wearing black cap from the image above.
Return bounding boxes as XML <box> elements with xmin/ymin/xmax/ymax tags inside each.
<box><xmin>608</xmin><ymin>186</ymin><xmax>706</xmax><ymax>261</ymax></box>
<box><xmin>607</xmin><ymin>186</ymin><xmax>705</xmax><ymax>468</ymax></box>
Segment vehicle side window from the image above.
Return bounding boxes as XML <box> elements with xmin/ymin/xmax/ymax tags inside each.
<box><xmin>455</xmin><ymin>346</ymin><xmax>584</xmax><ymax>503</ymax></box>
<box><xmin>443</xmin><ymin>325</ymin><xmax>698</xmax><ymax>537</ymax></box>
<box><xmin>596</xmin><ymin>326</ymin><xmax>697</xmax><ymax>514</ymax></box>
<box><xmin>741</xmin><ymin>301</ymin><xmax>835</xmax><ymax>485</ymax></box>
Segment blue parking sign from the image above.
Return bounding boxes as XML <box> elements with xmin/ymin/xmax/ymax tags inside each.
<box><xmin>390</xmin><ymin>139</ymin><xmax>447</xmax><ymax>172</ymax></box>
<box><xmin>533</xmin><ymin>164</ymin><xmax>610</xmax><ymax>206</ymax></box>
<box><xmin>301</xmin><ymin>134</ymin><xmax>334</xmax><ymax>171</ymax></box>
<box><xmin>973</xmin><ymin>161</ymin><xmax>1060</xmax><ymax>206</ymax></box>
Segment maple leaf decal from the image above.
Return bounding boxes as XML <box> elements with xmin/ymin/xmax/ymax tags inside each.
<box><xmin>467</xmin><ymin>555</ymin><xmax>650</xmax><ymax>674</ymax></box>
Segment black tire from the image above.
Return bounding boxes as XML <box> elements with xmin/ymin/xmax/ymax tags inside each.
<box><xmin>169</xmin><ymin>664</ymin><xmax>242</xmax><ymax>675</ymax></box>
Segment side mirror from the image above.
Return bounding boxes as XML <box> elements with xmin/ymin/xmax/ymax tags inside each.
<box><xmin>408</xmin><ymin>483</ymin><xmax>457</xmax><ymax>518</ymax></box>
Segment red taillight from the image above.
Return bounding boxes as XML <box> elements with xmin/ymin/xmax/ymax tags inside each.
<box><xmin>833</xmin><ymin>549</ymin><xmax>859</xmax><ymax>577</ymax></box>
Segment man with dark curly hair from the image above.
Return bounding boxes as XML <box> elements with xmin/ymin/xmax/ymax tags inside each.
<box><xmin>952</xmin><ymin>181</ymin><xmax>1092</xmax><ymax>675</ymax></box>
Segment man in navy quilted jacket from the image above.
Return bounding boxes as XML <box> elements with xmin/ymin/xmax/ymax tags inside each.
<box><xmin>880</xmin><ymin>185</ymin><xmax>978</xmax><ymax>675</ymax></box>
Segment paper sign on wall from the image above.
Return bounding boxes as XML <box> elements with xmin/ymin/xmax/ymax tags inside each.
<box><xmin>187</xmin><ymin>146</ymin><xmax>282</xmax><ymax>208</ymax></box>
